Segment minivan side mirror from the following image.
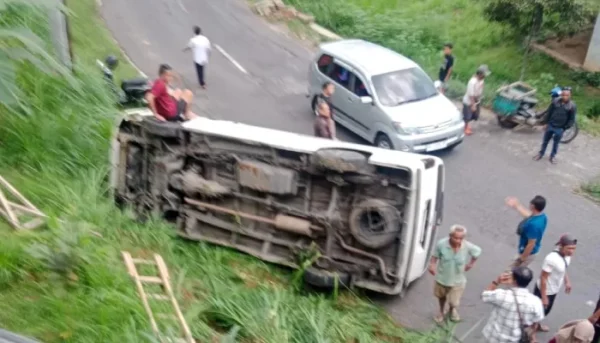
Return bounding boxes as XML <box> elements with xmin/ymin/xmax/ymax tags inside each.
<box><xmin>360</xmin><ymin>96</ymin><xmax>373</xmax><ymax>104</ymax></box>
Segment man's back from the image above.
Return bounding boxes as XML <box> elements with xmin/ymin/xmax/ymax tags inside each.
<box><xmin>482</xmin><ymin>287</ymin><xmax>544</xmax><ymax>342</ymax></box>
<box><xmin>188</xmin><ymin>35</ymin><xmax>211</xmax><ymax>65</ymax></box>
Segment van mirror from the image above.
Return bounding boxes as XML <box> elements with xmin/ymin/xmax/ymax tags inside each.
<box><xmin>360</xmin><ymin>96</ymin><xmax>373</xmax><ymax>104</ymax></box>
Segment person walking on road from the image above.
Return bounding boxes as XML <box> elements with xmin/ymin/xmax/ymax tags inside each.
<box><xmin>533</xmin><ymin>87</ymin><xmax>576</xmax><ymax>164</ymax></box>
<box><xmin>428</xmin><ymin>225</ymin><xmax>481</xmax><ymax>323</ymax></box>
<box><xmin>438</xmin><ymin>43</ymin><xmax>454</xmax><ymax>94</ymax></box>
<box><xmin>184</xmin><ymin>26</ymin><xmax>211</xmax><ymax>89</ymax></box>
<box><xmin>505</xmin><ymin>195</ymin><xmax>548</xmax><ymax>268</ymax></box>
<box><xmin>314</xmin><ymin>101</ymin><xmax>335</xmax><ymax>139</ymax></box>
<box><xmin>481</xmin><ymin>266</ymin><xmax>544</xmax><ymax>343</ymax></box>
<box><xmin>531</xmin><ymin>234</ymin><xmax>577</xmax><ymax>339</ymax></box>
<box><xmin>549</xmin><ymin>319</ymin><xmax>595</xmax><ymax>343</ymax></box>
<box><xmin>462</xmin><ymin>64</ymin><xmax>490</xmax><ymax>136</ymax></box>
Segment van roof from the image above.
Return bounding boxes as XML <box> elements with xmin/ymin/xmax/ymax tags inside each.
<box><xmin>122</xmin><ymin>108</ymin><xmax>435</xmax><ymax>171</ymax></box>
<box><xmin>319</xmin><ymin>39</ymin><xmax>418</xmax><ymax>76</ymax></box>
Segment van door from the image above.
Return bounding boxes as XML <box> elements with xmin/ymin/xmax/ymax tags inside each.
<box><xmin>404</xmin><ymin>158</ymin><xmax>443</xmax><ymax>284</ymax></box>
<box><xmin>347</xmin><ymin>72</ymin><xmax>376</xmax><ymax>138</ymax></box>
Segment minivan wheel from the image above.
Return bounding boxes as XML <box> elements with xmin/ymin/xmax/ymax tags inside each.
<box><xmin>303</xmin><ymin>267</ymin><xmax>350</xmax><ymax>289</ymax></box>
<box><xmin>374</xmin><ymin>133</ymin><xmax>393</xmax><ymax>150</ymax></box>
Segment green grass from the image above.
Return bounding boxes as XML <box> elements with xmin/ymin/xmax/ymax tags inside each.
<box><xmin>582</xmin><ymin>179</ymin><xmax>600</xmax><ymax>202</ymax></box>
<box><xmin>0</xmin><ymin>1</ymin><xmax>451</xmax><ymax>342</ymax></box>
<box><xmin>283</xmin><ymin>0</ymin><xmax>600</xmax><ymax>134</ymax></box>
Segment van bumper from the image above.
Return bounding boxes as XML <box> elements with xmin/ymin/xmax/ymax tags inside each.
<box><xmin>391</xmin><ymin>121</ymin><xmax>465</xmax><ymax>153</ymax></box>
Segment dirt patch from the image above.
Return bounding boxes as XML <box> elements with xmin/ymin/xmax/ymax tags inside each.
<box><xmin>540</xmin><ymin>29</ymin><xmax>592</xmax><ymax>67</ymax></box>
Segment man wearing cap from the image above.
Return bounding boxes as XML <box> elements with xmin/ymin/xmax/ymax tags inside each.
<box><xmin>533</xmin><ymin>87</ymin><xmax>576</xmax><ymax>164</ymax></box>
<box><xmin>531</xmin><ymin>234</ymin><xmax>577</xmax><ymax>339</ymax></box>
<box><xmin>462</xmin><ymin>65</ymin><xmax>490</xmax><ymax>135</ymax></box>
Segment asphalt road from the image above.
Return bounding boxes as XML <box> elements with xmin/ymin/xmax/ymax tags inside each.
<box><xmin>100</xmin><ymin>0</ymin><xmax>600</xmax><ymax>341</ymax></box>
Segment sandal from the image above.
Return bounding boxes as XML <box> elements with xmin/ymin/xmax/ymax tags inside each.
<box><xmin>434</xmin><ymin>314</ymin><xmax>445</xmax><ymax>324</ymax></box>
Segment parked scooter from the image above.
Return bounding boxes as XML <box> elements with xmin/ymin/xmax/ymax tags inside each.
<box><xmin>494</xmin><ymin>82</ymin><xmax>579</xmax><ymax>144</ymax></box>
<box><xmin>97</xmin><ymin>55</ymin><xmax>151</xmax><ymax>108</ymax></box>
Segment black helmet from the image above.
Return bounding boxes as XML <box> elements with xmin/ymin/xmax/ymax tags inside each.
<box><xmin>105</xmin><ymin>55</ymin><xmax>119</xmax><ymax>70</ymax></box>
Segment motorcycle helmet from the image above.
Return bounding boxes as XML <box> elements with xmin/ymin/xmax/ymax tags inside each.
<box><xmin>105</xmin><ymin>55</ymin><xmax>119</xmax><ymax>70</ymax></box>
<box><xmin>549</xmin><ymin>85</ymin><xmax>562</xmax><ymax>98</ymax></box>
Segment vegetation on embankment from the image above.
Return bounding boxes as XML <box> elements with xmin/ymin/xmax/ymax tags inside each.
<box><xmin>0</xmin><ymin>1</ymin><xmax>447</xmax><ymax>342</ymax></box>
<box><xmin>284</xmin><ymin>0</ymin><xmax>600</xmax><ymax>134</ymax></box>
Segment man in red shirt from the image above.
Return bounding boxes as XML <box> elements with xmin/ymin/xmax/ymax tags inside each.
<box><xmin>146</xmin><ymin>64</ymin><xmax>197</xmax><ymax>122</ymax></box>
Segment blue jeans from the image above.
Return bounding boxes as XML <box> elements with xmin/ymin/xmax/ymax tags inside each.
<box><xmin>539</xmin><ymin>126</ymin><xmax>564</xmax><ymax>158</ymax></box>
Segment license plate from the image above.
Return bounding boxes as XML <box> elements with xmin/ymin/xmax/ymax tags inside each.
<box><xmin>426</xmin><ymin>140</ymin><xmax>448</xmax><ymax>152</ymax></box>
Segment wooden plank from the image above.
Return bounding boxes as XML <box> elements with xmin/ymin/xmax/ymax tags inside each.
<box><xmin>132</xmin><ymin>258</ymin><xmax>156</xmax><ymax>265</ymax></box>
<box><xmin>139</xmin><ymin>276</ymin><xmax>164</xmax><ymax>284</ymax></box>
<box><xmin>122</xmin><ymin>251</ymin><xmax>160</xmax><ymax>335</ymax></box>
<box><xmin>147</xmin><ymin>293</ymin><xmax>170</xmax><ymax>301</ymax></box>
<box><xmin>21</xmin><ymin>217</ymin><xmax>46</xmax><ymax>230</ymax></box>
<box><xmin>0</xmin><ymin>189</ymin><xmax>18</xmax><ymax>227</ymax></box>
<box><xmin>7</xmin><ymin>201</ymin><xmax>46</xmax><ymax>217</ymax></box>
<box><xmin>154</xmin><ymin>254</ymin><xmax>195</xmax><ymax>343</ymax></box>
<box><xmin>0</xmin><ymin>176</ymin><xmax>41</xmax><ymax>213</ymax></box>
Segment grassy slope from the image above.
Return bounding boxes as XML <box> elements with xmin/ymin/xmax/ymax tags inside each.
<box><xmin>0</xmin><ymin>1</ymin><xmax>448</xmax><ymax>342</ymax></box>
<box><xmin>285</xmin><ymin>0</ymin><xmax>600</xmax><ymax>134</ymax></box>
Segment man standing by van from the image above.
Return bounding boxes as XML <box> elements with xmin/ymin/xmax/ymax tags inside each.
<box><xmin>317</xmin><ymin>81</ymin><xmax>335</xmax><ymax>120</ymax></box>
<box><xmin>184</xmin><ymin>26</ymin><xmax>211</xmax><ymax>89</ymax></box>
<box><xmin>505</xmin><ymin>195</ymin><xmax>548</xmax><ymax>268</ymax></box>
<box><xmin>462</xmin><ymin>65</ymin><xmax>490</xmax><ymax>135</ymax></box>
<box><xmin>428</xmin><ymin>225</ymin><xmax>481</xmax><ymax>323</ymax></box>
<box><xmin>314</xmin><ymin>102</ymin><xmax>336</xmax><ymax>139</ymax></box>
<box><xmin>438</xmin><ymin>43</ymin><xmax>454</xmax><ymax>94</ymax></box>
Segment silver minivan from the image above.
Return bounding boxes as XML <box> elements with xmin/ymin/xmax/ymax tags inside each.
<box><xmin>307</xmin><ymin>39</ymin><xmax>465</xmax><ymax>153</ymax></box>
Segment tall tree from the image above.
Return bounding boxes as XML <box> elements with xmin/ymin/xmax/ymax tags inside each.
<box><xmin>482</xmin><ymin>0</ymin><xmax>600</xmax><ymax>79</ymax></box>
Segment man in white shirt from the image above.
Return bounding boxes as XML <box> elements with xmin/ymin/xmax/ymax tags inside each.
<box><xmin>462</xmin><ymin>65</ymin><xmax>490</xmax><ymax>135</ymax></box>
<box><xmin>184</xmin><ymin>26</ymin><xmax>211</xmax><ymax>89</ymax></box>
<box><xmin>531</xmin><ymin>234</ymin><xmax>576</xmax><ymax>340</ymax></box>
<box><xmin>481</xmin><ymin>266</ymin><xmax>544</xmax><ymax>343</ymax></box>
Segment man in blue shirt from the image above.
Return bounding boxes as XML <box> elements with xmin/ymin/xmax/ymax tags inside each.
<box><xmin>505</xmin><ymin>195</ymin><xmax>548</xmax><ymax>268</ymax></box>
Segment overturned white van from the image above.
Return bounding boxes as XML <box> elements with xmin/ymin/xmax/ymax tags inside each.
<box><xmin>109</xmin><ymin>108</ymin><xmax>445</xmax><ymax>295</ymax></box>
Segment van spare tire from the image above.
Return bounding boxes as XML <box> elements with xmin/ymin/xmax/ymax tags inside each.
<box><xmin>348</xmin><ymin>198</ymin><xmax>400</xmax><ymax>249</ymax></box>
<box><xmin>310</xmin><ymin>148</ymin><xmax>374</xmax><ymax>174</ymax></box>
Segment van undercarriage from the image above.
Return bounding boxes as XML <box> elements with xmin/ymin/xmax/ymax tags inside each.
<box><xmin>112</xmin><ymin>115</ymin><xmax>413</xmax><ymax>294</ymax></box>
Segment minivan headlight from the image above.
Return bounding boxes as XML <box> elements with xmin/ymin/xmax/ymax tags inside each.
<box><xmin>393</xmin><ymin>122</ymin><xmax>419</xmax><ymax>135</ymax></box>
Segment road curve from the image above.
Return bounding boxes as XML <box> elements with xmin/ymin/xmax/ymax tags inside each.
<box><xmin>100</xmin><ymin>0</ymin><xmax>600</xmax><ymax>340</ymax></box>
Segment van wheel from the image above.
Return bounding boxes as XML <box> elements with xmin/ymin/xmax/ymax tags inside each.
<box><xmin>348</xmin><ymin>198</ymin><xmax>400</xmax><ymax>249</ymax></box>
<box><xmin>303</xmin><ymin>267</ymin><xmax>350</xmax><ymax>289</ymax></box>
<box><xmin>374</xmin><ymin>133</ymin><xmax>393</xmax><ymax>150</ymax></box>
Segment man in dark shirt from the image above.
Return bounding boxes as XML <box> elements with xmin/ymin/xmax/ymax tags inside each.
<box><xmin>438</xmin><ymin>43</ymin><xmax>454</xmax><ymax>94</ymax></box>
<box><xmin>533</xmin><ymin>87</ymin><xmax>576</xmax><ymax>164</ymax></box>
<box><xmin>316</xmin><ymin>81</ymin><xmax>335</xmax><ymax>120</ymax></box>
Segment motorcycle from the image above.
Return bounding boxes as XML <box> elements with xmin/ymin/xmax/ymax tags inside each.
<box><xmin>493</xmin><ymin>82</ymin><xmax>579</xmax><ymax>144</ymax></box>
<box><xmin>97</xmin><ymin>55</ymin><xmax>151</xmax><ymax>108</ymax></box>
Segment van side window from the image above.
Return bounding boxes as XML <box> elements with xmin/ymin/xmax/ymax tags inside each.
<box><xmin>317</xmin><ymin>54</ymin><xmax>333</xmax><ymax>75</ymax></box>
<box><xmin>353</xmin><ymin>77</ymin><xmax>370</xmax><ymax>97</ymax></box>
<box><xmin>330</xmin><ymin>63</ymin><xmax>352</xmax><ymax>89</ymax></box>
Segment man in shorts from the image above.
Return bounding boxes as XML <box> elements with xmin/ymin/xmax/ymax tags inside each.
<box><xmin>462</xmin><ymin>65</ymin><xmax>490</xmax><ymax>135</ymax></box>
<box><xmin>146</xmin><ymin>64</ymin><xmax>198</xmax><ymax>122</ymax></box>
<box><xmin>530</xmin><ymin>234</ymin><xmax>576</xmax><ymax>340</ymax></box>
<box><xmin>505</xmin><ymin>195</ymin><xmax>548</xmax><ymax>268</ymax></box>
<box><xmin>428</xmin><ymin>225</ymin><xmax>482</xmax><ymax>323</ymax></box>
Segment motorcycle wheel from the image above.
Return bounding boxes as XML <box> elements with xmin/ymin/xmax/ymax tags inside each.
<box><xmin>496</xmin><ymin>114</ymin><xmax>518</xmax><ymax>129</ymax></box>
<box><xmin>561</xmin><ymin>123</ymin><xmax>579</xmax><ymax>144</ymax></box>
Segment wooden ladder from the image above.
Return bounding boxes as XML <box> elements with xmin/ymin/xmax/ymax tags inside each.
<box><xmin>122</xmin><ymin>251</ymin><xmax>195</xmax><ymax>343</ymax></box>
<box><xmin>0</xmin><ymin>175</ymin><xmax>46</xmax><ymax>230</ymax></box>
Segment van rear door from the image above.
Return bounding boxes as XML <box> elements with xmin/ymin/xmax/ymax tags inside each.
<box><xmin>404</xmin><ymin>157</ymin><xmax>444</xmax><ymax>284</ymax></box>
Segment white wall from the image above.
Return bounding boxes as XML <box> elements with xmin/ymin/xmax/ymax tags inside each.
<box><xmin>584</xmin><ymin>13</ymin><xmax>600</xmax><ymax>71</ymax></box>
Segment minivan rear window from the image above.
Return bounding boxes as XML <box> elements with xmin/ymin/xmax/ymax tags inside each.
<box><xmin>371</xmin><ymin>67</ymin><xmax>438</xmax><ymax>107</ymax></box>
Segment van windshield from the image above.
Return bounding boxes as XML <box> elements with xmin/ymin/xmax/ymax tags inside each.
<box><xmin>371</xmin><ymin>68</ymin><xmax>438</xmax><ymax>107</ymax></box>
